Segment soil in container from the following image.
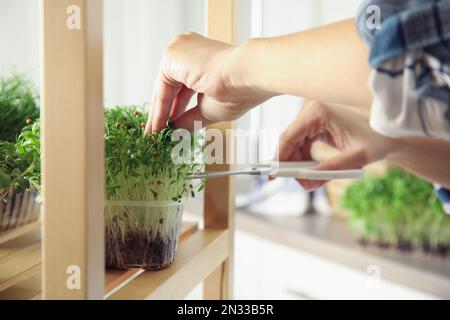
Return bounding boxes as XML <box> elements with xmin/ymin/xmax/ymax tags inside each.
<box><xmin>105</xmin><ymin>201</ymin><xmax>183</xmax><ymax>270</ymax></box>
<box><xmin>355</xmin><ymin>224</ymin><xmax>450</xmax><ymax>256</ymax></box>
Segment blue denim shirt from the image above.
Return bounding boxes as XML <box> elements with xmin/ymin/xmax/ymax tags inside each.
<box><xmin>357</xmin><ymin>0</ymin><xmax>450</xmax><ymax>67</ymax></box>
<box><xmin>357</xmin><ymin>1</ymin><xmax>450</xmax><ymax>108</ymax></box>
<box><xmin>435</xmin><ymin>186</ymin><xmax>450</xmax><ymax>214</ymax></box>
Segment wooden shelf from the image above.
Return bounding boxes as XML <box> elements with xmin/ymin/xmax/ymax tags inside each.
<box><xmin>0</xmin><ymin>220</ymin><xmax>227</xmax><ymax>300</ymax></box>
<box><xmin>237</xmin><ymin>212</ymin><xmax>450</xmax><ymax>299</ymax></box>
<box><xmin>24</xmin><ymin>0</ymin><xmax>235</xmax><ymax>299</ymax></box>
<box><xmin>0</xmin><ymin>273</ymin><xmax>41</xmax><ymax>300</ymax></box>
<box><xmin>0</xmin><ymin>223</ymin><xmax>41</xmax><ymax>294</ymax></box>
<box><xmin>0</xmin><ymin>221</ymin><xmax>40</xmax><ymax>245</ymax></box>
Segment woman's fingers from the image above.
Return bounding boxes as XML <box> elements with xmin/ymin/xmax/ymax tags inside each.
<box><xmin>276</xmin><ymin>100</ymin><xmax>325</xmax><ymax>160</ymax></box>
<box><xmin>316</xmin><ymin>147</ymin><xmax>368</xmax><ymax>171</ymax></box>
<box><xmin>169</xmin><ymin>85</ymin><xmax>196</xmax><ymax>120</ymax></box>
<box><xmin>172</xmin><ymin>95</ymin><xmax>217</xmax><ymax>131</ymax></box>
<box><xmin>144</xmin><ymin>86</ymin><xmax>158</xmax><ymax>133</ymax></box>
<box><xmin>302</xmin><ymin>147</ymin><xmax>368</xmax><ymax>191</ymax></box>
<box><xmin>276</xmin><ymin>116</ymin><xmax>310</xmax><ymax>161</ymax></box>
<box><xmin>172</xmin><ymin>105</ymin><xmax>209</xmax><ymax>131</ymax></box>
<box><xmin>150</xmin><ymin>78</ymin><xmax>183</xmax><ymax>131</ymax></box>
<box><xmin>275</xmin><ymin>100</ymin><xmax>369</xmax><ymax>191</ymax></box>
<box><xmin>274</xmin><ymin>102</ymin><xmax>321</xmax><ymax>186</ymax></box>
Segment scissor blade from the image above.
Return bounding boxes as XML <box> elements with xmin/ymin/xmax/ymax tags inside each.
<box><xmin>186</xmin><ymin>168</ymin><xmax>265</xmax><ymax>180</ymax></box>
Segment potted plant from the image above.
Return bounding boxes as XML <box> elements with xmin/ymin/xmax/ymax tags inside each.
<box><xmin>0</xmin><ymin>74</ymin><xmax>40</xmax><ymax>231</ymax></box>
<box><xmin>104</xmin><ymin>106</ymin><xmax>203</xmax><ymax>270</ymax></box>
<box><xmin>0</xmin><ymin>122</ymin><xmax>41</xmax><ymax>230</ymax></box>
<box><xmin>342</xmin><ymin>168</ymin><xmax>450</xmax><ymax>255</ymax></box>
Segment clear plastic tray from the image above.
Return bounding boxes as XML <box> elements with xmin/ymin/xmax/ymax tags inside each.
<box><xmin>0</xmin><ymin>188</ymin><xmax>41</xmax><ymax>231</ymax></box>
<box><xmin>350</xmin><ymin>219</ymin><xmax>450</xmax><ymax>255</ymax></box>
<box><xmin>105</xmin><ymin>200</ymin><xmax>183</xmax><ymax>270</ymax></box>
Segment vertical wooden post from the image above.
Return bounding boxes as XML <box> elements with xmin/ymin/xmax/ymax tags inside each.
<box><xmin>40</xmin><ymin>0</ymin><xmax>104</xmax><ymax>299</ymax></box>
<box><xmin>203</xmin><ymin>0</ymin><xmax>236</xmax><ymax>300</ymax></box>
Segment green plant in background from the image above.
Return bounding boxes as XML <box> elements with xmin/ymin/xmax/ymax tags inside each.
<box><xmin>15</xmin><ymin>121</ymin><xmax>41</xmax><ymax>191</ymax></box>
<box><xmin>0</xmin><ymin>74</ymin><xmax>39</xmax><ymax>142</ymax></box>
<box><xmin>0</xmin><ymin>121</ymin><xmax>41</xmax><ymax>197</ymax></box>
<box><xmin>342</xmin><ymin>168</ymin><xmax>450</xmax><ymax>254</ymax></box>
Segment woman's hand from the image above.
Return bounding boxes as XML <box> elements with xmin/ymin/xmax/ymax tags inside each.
<box><xmin>275</xmin><ymin>100</ymin><xmax>398</xmax><ymax>191</ymax></box>
<box><xmin>146</xmin><ymin>18</ymin><xmax>373</xmax><ymax>132</ymax></box>
<box><xmin>145</xmin><ymin>32</ymin><xmax>273</xmax><ymax>132</ymax></box>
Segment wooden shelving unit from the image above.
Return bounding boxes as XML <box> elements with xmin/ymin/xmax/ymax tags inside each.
<box><xmin>0</xmin><ymin>0</ymin><xmax>236</xmax><ymax>300</ymax></box>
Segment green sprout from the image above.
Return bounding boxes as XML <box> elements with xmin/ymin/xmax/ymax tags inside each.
<box><xmin>342</xmin><ymin>168</ymin><xmax>450</xmax><ymax>253</ymax></box>
<box><xmin>104</xmin><ymin>105</ymin><xmax>204</xmax><ymax>203</ymax></box>
<box><xmin>0</xmin><ymin>121</ymin><xmax>41</xmax><ymax>200</ymax></box>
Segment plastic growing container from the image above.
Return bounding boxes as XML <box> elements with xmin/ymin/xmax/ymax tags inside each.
<box><xmin>105</xmin><ymin>200</ymin><xmax>183</xmax><ymax>270</ymax></box>
<box><xmin>0</xmin><ymin>188</ymin><xmax>41</xmax><ymax>231</ymax></box>
<box><xmin>350</xmin><ymin>219</ymin><xmax>450</xmax><ymax>256</ymax></box>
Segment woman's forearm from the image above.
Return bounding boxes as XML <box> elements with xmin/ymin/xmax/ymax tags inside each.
<box><xmin>230</xmin><ymin>19</ymin><xmax>372</xmax><ymax>108</ymax></box>
<box><xmin>388</xmin><ymin>137</ymin><xmax>450</xmax><ymax>189</ymax></box>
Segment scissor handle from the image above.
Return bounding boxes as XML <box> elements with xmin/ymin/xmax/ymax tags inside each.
<box><xmin>268</xmin><ymin>161</ymin><xmax>364</xmax><ymax>180</ymax></box>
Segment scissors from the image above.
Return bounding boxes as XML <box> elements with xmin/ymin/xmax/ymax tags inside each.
<box><xmin>187</xmin><ymin>161</ymin><xmax>363</xmax><ymax>180</ymax></box>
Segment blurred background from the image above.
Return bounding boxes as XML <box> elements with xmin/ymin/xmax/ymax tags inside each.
<box><xmin>1</xmin><ymin>0</ymin><xmax>449</xmax><ymax>299</ymax></box>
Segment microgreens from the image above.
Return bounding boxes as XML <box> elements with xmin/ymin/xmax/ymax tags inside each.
<box><xmin>104</xmin><ymin>106</ymin><xmax>204</xmax><ymax>203</ymax></box>
<box><xmin>0</xmin><ymin>121</ymin><xmax>41</xmax><ymax>197</ymax></box>
<box><xmin>342</xmin><ymin>168</ymin><xmax>450</xmax><ymax>250</ymax></box>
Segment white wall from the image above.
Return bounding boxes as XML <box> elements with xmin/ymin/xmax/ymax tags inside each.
<box><xmin>0</xmin><ymin>0</ymin><xmax>40</xmax><ymax>83</ymax></box>
<box><xmin>104</xmin><ymin>0</ymin><xmax>205</xmax><ymax>107</ymax></box>
<box><xmin>318</xmin><ymin>0</ymin><xmax>363</xmax><ymax>24</ymax></box>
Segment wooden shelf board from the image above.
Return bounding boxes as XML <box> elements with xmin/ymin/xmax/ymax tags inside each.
<box><xmin>0</xmin><ymin>263</ymin><xmax>41</xmax><ymax>292</ymax></box>
<box><xmin>0</xmin><ymin>221</ymin><xmax>40</xmax><ymax>245</ymax></box>
<box><xmin>0</xmin><ymin>220</ymin><xmax>204</xmax><ymax>300</ymax></box>
<box><xmin>0</xmin><ymin>229</ymin><xmax>40</xmax><ymax>262</ymax></box>
<box><xmin>0</xmin><ymin>273</ymin><xmax>41</xmax><ymax>300</ymax></box>
<box><xmin>0</xmin><ymin>225</ymin><xmax>41</xmax><ymax>294</ymax></box>
<box><xmin>180</xmin><ymin>220</ymin><xmax>199</xmax><ymax>242</ymax></box>
<box><xmin>237</xmin><ymin>211</ymin><xmax>450</xmax><ymax>299</ymax></box>
<box><xmin>106</xmin><ymin>228</ymin><xmax>229</xmax><ymax>300</ymax></box>
<box><xmin>0</xmin><ymin>241</ymin><xmax>41</xmax><ymax>292</ymax></box>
